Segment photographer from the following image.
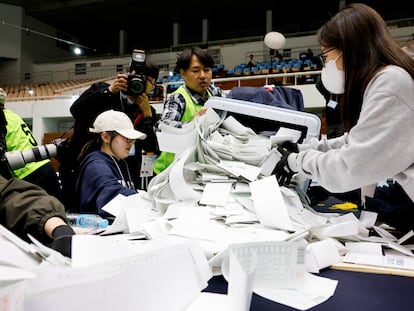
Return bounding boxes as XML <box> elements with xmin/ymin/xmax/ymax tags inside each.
<box><xmin>59</xmin><ymin>50</ymin><xmax>160</xmax><ymax>212</ymax></box>
<box><xmin>0</xmin><ymin>88</ymin><xmax>62</xmax><ymax>201</ymax></box>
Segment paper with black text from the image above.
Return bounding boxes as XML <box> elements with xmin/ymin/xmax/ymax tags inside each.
<box><xmin>227</xmin><ymin>247</ymin><xmax>256</xmax><ymax>310</ymax></box>
<box><xmin>343</xmin><ymin>252</ymin><xmax>414</xmax><ymax>270</ymax></box>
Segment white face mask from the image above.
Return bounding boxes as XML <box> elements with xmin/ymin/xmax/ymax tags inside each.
<box><xmin>321</xmin><ymin>53</ymin><xmax>345</xmax><ymax>94</ymax></box>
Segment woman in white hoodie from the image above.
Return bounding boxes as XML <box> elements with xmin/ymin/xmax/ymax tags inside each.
<box><xmin>274</xmin><ymin>3</ymin><xmax>414</xmax><ymax>233</ymax></box>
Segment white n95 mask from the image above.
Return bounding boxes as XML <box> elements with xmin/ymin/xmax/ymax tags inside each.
<box><xmin>321</xmin><ymin>56</ymin><xmax>345</xmax><ymax>94</ymax></box>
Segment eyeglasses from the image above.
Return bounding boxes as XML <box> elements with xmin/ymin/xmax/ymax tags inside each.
<box><xmin>126</xmin><ymin>138</ymin><xmax>136</xmax><ymax>144</ymax></box>
<box><xmin>317</xmin><ymin>47</ymin><xmax>336</xmax><ymax>67</ymax></box>
<box><xmin>148</xmin><ymin>78</ymin><xmax>157</xmax><ymax>86</ymax></box>
<box><xmin>120</xmin><ymin>135</ymin><xmax>136</xmax><ymax>145</ymax></box>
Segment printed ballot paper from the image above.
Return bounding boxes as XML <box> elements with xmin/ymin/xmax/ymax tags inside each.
<box><xmin>189</xmin><ymin>240</ymin><xmax>337</xmax><ymax>311</ymax></box>
<box><xmin>186</xmin><ymin>245</ymin><xmax>256</xmax><ymax>311</ymax></box>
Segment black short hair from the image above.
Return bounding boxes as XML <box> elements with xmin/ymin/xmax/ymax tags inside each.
<box><xmin>143</xmin><ymin>60</ymin><xmax>160</xmax><ymax>79</ymax></box>
<box><xmin>175</xmin><ymin>47</ymin><xmax>214</xmax><ymax>73</ymax></box>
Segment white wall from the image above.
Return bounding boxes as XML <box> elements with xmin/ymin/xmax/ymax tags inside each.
<box><xmin>5</xmin><ymin>97</ymin><xmax>74</xmax><ymax>144</ymax></box>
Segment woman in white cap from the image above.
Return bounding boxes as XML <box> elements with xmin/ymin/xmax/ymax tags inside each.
<box><xmin>76</xmin><ymin>110</ymin><xmax>146</xmax><ymax>217</ymax></box>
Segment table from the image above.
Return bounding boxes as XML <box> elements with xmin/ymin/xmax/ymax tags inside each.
<box><xmin>205</xmin><ymin>268</ymin><xmax>413</xmax><ymax>310</ymax></box>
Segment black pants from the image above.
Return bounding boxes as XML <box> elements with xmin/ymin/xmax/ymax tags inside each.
<box><xmin>364</xmin><ymin>181</ymin><xmax>414</xmax><ymax>234</ymax></box>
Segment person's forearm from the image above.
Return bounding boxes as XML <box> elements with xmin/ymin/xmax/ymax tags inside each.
<box><xmin>44</xmin><ymin>216</ymin><xmax>67</xmax><ymax>238</ymax></box>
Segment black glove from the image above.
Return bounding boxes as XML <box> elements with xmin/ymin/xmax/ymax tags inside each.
<box><xmin>273</xmin><ymin>146</ymin><xmax>297</xmax><ymax>186</ymax></box>
<box><xmin>279</xmin><ymin>141</ymin><xmax>299</xmax><ymax>153</ymax></box>
<box><xmin>50</xmin><ymin>225</ymin><xmax>75</xmax><ymax>258</ymax></box>
<box><xmin>364</xmin><ymin>182</ymin><xmax>414</xmax><ymax>234</ymax></box>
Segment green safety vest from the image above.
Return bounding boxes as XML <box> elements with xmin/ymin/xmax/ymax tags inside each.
<box><xmin>4</xmin><ymin>109</ymin><xmax>49</xmax><ymax>179</ymax></box>
<box><xmin>153</xmin><ymin>86</ymin><xmax>207</xmax><ymax>174</ymax></box>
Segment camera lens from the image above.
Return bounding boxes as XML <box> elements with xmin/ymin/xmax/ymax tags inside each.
<box><xmin>127</xmin><ymin>75</ymin><xmax>145</xmax><ymax>96</ymax></box>
<box><xmin>5</xmin><ymin>143</ymin><xmax>58</xmax><ymax>170</ymax></box>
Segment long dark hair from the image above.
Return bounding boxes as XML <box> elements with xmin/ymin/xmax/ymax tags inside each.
<box><xmin>143</xmin><ymin>60</ymin><xmax>160</xmax><ymax>80</ymax></box>
<box><xmin>78</xmin><ymin>131</ymin><xmax>118</xmax><ymax>162</ymax></box>
<box><xmin>317</xmin><ymin>3</ymin><xmax>414</xmax><ymax>131</ymax></box>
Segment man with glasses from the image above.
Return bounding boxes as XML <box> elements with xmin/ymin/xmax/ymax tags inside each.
<box><xmin>59</xmin><ymin>55</ymin><xmax>160</xmax><ymax>212</ymax></box>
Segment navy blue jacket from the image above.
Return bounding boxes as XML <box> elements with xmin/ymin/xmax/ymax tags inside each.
<box><xmin>60</xmin><ymin>82</ymin><xmax>158</xmax><ymax>212</ymax></box>
<box><xmin>76</xmin><ymin>151</ymin><xmax>137</xmax><ymax>217</ymax></box>
<box><xmin>228</xmin><ymin>86</ymin><xmax>304</xmax><ymax>111</ymax></box>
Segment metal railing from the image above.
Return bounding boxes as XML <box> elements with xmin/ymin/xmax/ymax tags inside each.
<box><xmin>162</xmin><ymin>70</ymin><xmax>322</xmax><ymax>99</ymax></box>
<box><xmin>5</xmin><ymin>69</ymin><xmax>322</xmax><ymax>104</ymax></box>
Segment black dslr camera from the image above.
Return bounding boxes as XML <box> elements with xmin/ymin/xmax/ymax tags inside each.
<box><xmin>126</xmin><ymin>49</ymin><xmax>146</xmax><ymax>96</ymax></box>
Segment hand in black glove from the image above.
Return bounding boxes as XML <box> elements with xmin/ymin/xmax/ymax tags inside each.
<box><xmin>273</xmin><ymin>145</ymin><xmax>297</xmax><ymax>186</ymax></box>
<box><xmin>279</xmin><ymin>141</ymin><xmax>299</xmax><ymax>153</ymax></box>
<box><xmin>50</xmin><ymin>225</ymin><xmax>75</xmax><ymax>258</ymax></box>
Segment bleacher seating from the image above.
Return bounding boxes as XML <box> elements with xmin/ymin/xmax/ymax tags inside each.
<box><xmin>165</xmin><ymin>72</ymin><xmax>184</xmax><ymax>93</ymax></box>
<box><xmin>225</xmin><ymin>57</ymin><xmax>320</xmax><ymax>78</ymax></box>
<box><xmin>0</xmin><ymin>53</ymin><xmax>321</xmax><ymax>102</ymax></box>
<box><xmin>0</xmin><ymin>79</ymin><xmax>100</xmax><ymax>100</ymax></box>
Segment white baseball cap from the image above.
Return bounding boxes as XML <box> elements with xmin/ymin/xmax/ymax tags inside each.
<box><xmin>89</xmin><ymin>110</ymin><xmax>146</xmax><ymax>140</ymax></box>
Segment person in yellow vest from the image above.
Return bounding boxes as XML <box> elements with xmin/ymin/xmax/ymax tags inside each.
<box><xmin>0</xmin><ymin>88</ymin><xmax>62</xmax><ymax>200</ymax></box>
<box><xmin>153</xmin><ymin>47</ymin><xmax>223</xmax><ymax>174</ymax></box>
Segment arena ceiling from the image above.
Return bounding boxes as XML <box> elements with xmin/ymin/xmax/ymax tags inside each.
<box><xmin>1</xmin><ymin>0</ymin><xmax>412</xmax><ymax>56</ymax></box>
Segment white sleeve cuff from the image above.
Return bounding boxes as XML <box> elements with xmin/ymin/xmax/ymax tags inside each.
<box><xmin>287</xmin><ymin>153</ymin><xmax>298</xmax><ymax>173</ymax></box>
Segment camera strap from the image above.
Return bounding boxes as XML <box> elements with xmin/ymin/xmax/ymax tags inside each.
<box><xmin>119</xmin><ymin>92</ymin><xmax>128</xmax><ymax>112</ymax></box>
<box><xmin>109</xmin><ymin>155</ymin><xmax>135</xmax><ymax>190</ymax></box>
<box><xmin>133</xmin><ymin>113</ymin><xmax>143</xmax><ymax>127</ymax></box>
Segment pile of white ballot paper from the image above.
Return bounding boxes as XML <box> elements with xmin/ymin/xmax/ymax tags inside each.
<box><xmin>2</xmin><ymin>104</ymin><xmax>414</xmax><ymax>311</ymax></box>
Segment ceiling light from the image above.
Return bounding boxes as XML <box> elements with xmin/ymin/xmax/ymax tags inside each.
<box><xmin>73</xmin><ymin>47</ymin><xmax>82</xmax><ymax>55</ymax></box>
